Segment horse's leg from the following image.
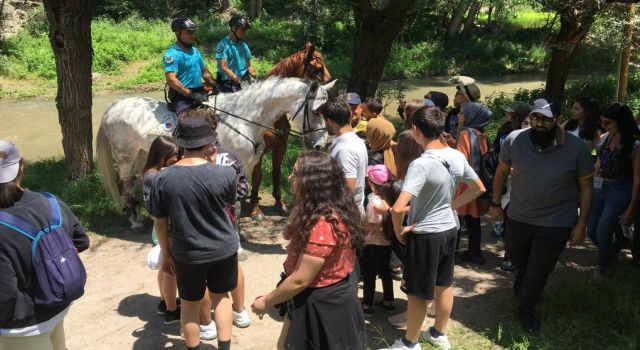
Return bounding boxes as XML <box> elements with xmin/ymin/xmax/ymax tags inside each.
<box><xmin>272</xmin><ymin>116</ymin><xmax>291</xmax><ymax>211</ymax></box>
<box><xmin>249</xmin><ymin>154</ymin><xmax>265</xmax><ymax>220</ymax></box>
<box><xmin>272</xmin><ymin>132</ymin><xmax>289</xmax><ymax>210</ymax></box>
<box><xmin>119</xmin><ymin>150</ymin><xmax>146</xmax><ymax>231</ymax></box>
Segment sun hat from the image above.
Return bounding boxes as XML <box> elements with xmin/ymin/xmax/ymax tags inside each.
<box><xmin>174</xmin><ymin>117</ymin><xmax>217</xmax><ymax>148</ymax></box>
<box><xmin>0</xmin><ymin>140</ymin><xmax>22</xmax><ymax>184</ymax></box>
<box><xmin>530</xmin><ymin>98</ymin><xmax>560</xmax><ymax>118</ymax></box>
<box><xmin>343</xmin><ymin>92</ymin><xmax>362</xmax><ymax>105</ymax></box>
<box><xmin>450</xmin><ymin>76</ymin><xmax>481</xmax><ymax>102</ymax></box>
<box><xmin>367</xmin><ymin>164</ymin><xmax>392</xmax><ymax>186</ymax></box>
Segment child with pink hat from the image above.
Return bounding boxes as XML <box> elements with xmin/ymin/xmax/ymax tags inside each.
<box><xmin>361</xmin><ymin>164</ymin><xmax>395</xmax><ymax>316</ymax></box>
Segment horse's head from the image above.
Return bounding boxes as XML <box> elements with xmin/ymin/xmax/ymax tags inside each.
<box><xmin>293</xmin><ymin>79</ymin><xmax>337</xmax><ymax>150</ymax></box>
<box><xmin>302</xmin><ymin>42</ymin><xmax>331</xmax><ymax>83</ymax></box>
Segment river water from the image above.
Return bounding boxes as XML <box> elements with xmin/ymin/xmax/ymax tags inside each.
<box><xmin>1</xmin><ymin>74</ymin><xmax>550</xmax><ymax>161</ymax></box>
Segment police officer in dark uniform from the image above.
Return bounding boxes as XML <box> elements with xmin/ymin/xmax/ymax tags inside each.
<box><xmin>215</xmin><ymin>15</ymin><xmax>256</xmax><ymax>93</ymax></box>
<box><xmin>164</xmin><ymin>18</ymin><xmax>216</xmax><ymax>115</ymax></box>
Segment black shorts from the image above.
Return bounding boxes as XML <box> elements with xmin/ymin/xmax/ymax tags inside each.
<box><xmin>401</xmin><ymin>228</ymin><xmax>457</xmax><ymax>300</ymax></box>
<box><xmin>175</xmin><ymin>253</ymin><xmax>238</xmax><ymax>301</ymax></box>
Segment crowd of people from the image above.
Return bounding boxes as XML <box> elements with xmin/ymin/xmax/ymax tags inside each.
<box><xmin>1</xmin><ymin>14</ymin><xmax>639</xmax><ymax>350</ymax></box>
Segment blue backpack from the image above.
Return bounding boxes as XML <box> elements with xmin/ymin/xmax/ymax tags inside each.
<box><xmin>0</xmin><ymin>192</ymin><xmax>86</xmax><ymax>307</ymax></box>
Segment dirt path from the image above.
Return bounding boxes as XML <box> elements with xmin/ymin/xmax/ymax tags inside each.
<box><xmin>64</xmin><ymin>196</ymin><xmax>597</xmax><ymax>350</ymax></box>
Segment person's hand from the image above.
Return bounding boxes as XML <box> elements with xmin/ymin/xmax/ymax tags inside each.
<box><xmin>203</xmin><ymin>82</ymin><xmax>214</xmax><ymax>93</ymax></box>
<box><xmin>395</xmin><ymin>223</ymin><xmax>416</xmax><ymax>245</ymax></box>
<box><xmin>251</xmin><ymin>296</ymin><xmax>267</xmax><ymax>319</ymax></box>
<box><xmin>161</xmin><ymin>253</ymin><xmax>176</xmax><ymax>276</ymax></box>
<box><xmin>489</xmin><ymin>206</ymin><xmax>504</xmax><ymax>223</ymax></box>
<box><xmin>373</xmin><ymin>200</ymin><xmax>390</xmax><ymax>215</ymax></box>
<box><xmin>190</xmin><ymin>91</ymin><xmax>208</xmax><ymax>103</ymax></box>
<box><xmin>569</xmin><ymin>222</ymin><xmax>587</xmax><ymax>247</ymax></box>
<box><xmin>621</xmin><ymin>206</ymin><xmax>637</xmax><ymax>227</ymax></box>
<box><xmin>442</xmin><ymin>132</ymin><xmax>455</xmax><ymax>147</ymax></box>
<box><xmin>248</xmin><ymin>66</ymin><xmax>257</xmax><ymax>77</ymax></box>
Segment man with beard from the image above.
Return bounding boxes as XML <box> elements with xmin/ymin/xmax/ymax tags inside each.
<box><xmin>164</xmin><ymin>18</ymin><xmax>216</xmax><ymax>116</ymax></box>
<box><xmin>489</xmin><ymin>98</ymin><xmax>594</xmax><ymax>335</ymax></box>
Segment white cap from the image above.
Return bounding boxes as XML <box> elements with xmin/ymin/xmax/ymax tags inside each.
<box><xmin>530</xmin><ymin>99</ymin><xmax>555</xmax><ymax>118</ymax></box>
<box><xmin>0</xmin><ymin>140</ymin><xmax>22</xmax><ymax>183</ymax></box>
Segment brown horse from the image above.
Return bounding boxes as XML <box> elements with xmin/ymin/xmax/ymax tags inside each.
<box><xmin>249</xmin><ymin>42</ymin><xmax>332</xmax><ymax>219</ymax></box>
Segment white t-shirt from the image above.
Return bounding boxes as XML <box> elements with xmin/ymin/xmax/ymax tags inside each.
<box><xmin>402</xmin><ymin>147</ymin><xmax>478</xmax><ymax>233</ymax></box>
<box><xmin>330</xmin><ymin>131</ymin><xmax>368</xmax><ymax>213</ymax></box>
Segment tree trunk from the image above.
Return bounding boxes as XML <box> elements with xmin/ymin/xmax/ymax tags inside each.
<box><xmin>461</xmin><ymin>0</ymin><xmax>482</xmax><ymax>37</ymax></box>
<box><xmin>43</xmin><ymin>0</ymin><xmax>94</xmax><ymax>179</ymax></box>
<box><xmin>617</xmin><ymin>3</ymin><xmax>635</xmax><ymax>102</ymax></box>
<box><xmin>446</xmin><ymin>0</ymin><xmax>470</xmax><ymax>39</ymax></box>
<box><xmin>347</xmin><ymin>0</ymin><xmax>416</xmax><ymax>98</ymax></box>
<box><xmin>249</xmin><ymin>0</ymin><xmax>262</xmax><ymax>19</ymax></box>
<box><xmin>544</xmin><ymin>12</ymin><xmax>596</xmax><ymax>103</ymax></box>
<box><xmin>217</xmin><ymin>0</ymin><xmax>230</xmax><ymax>12</ymax></box>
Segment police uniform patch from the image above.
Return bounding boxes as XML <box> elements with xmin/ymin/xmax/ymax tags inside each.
<box><xmin>164</xmin><ymin>55</ymin><xmax>174</xmax><ymax>64</ymax></box>
<box><xmin>216</xmin><ymin>48</ymin><xmax>224</xmax><ymax>54</ymax></box>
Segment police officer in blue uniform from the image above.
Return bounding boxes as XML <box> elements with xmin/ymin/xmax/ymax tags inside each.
<box><xmin>164</xmin><ymin>18</ymin><xmax>216</xmax><ymax>115</ymax></box>
<box><xmin>215</xmin><ymin>15</ymin><xmax>256</xmax><ymax>93</ymax></box>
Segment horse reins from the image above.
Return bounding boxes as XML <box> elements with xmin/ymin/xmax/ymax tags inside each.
<box><xmin>206</xmin><ymin>85</ymin><xmax>326</xmax><ymax>154</ymax></box>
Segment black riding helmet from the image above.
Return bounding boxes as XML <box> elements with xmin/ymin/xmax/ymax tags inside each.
<box><xmin>171</xmin><ymin>18</ymin><xmax>197</xmax><ymax>32</ymax></box>
<box><xmin>228</xmin><ymin>15</ymin><xmax>251</xmax><ymax>29</ymax></box>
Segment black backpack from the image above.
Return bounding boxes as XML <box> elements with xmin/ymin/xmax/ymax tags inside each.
<box><xmin>465</xmin><ymin>128</ymin><xmax>499</xmax><ymax>197</ymax></box>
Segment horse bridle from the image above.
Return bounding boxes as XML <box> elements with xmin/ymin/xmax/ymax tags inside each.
<box><xmin>207</xmin><ymin>86</ymin><xmax>326</xmax><ymax>154</ymax></box>
<box><xmin>303</xmin><ymin>56</ymin><xmax>325</xmax><ymax>81</ymax></box>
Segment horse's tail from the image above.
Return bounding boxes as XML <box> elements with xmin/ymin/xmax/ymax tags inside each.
<box><xmin>96</xmin><ymin>124</ymin><xmax>124</xmax><ymax>211</ymax></box>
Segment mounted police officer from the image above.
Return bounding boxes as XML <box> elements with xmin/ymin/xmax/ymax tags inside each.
<box><xmin>215</xmin><ymin>15</ymin><xmax>256</xmax><ymax>93</ymax></box>
<box><xmin>164</xmin><ymin>18</ymin><xmax>216</xmax><ymax>116</ymax></box>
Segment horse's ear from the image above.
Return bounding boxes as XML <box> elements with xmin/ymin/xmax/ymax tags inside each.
<box><xmin>321</xmin><ymin>79</ymin><xmax>337</xmax><ymax>91</ymax></box>
<box><xmin>309</xmin><ymin>80</ymin><xmax>320</xmax><ymax>95</ymax></box>
<box><xmin>304</xmin><ymin>41</ymin><xmax>315</xmax><ymax>55</ymax></box>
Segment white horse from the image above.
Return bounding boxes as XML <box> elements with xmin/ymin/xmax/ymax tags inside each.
<box><xmin>97</xmin><ymin>77</ymin><xmax>336</xmax><ymax>228</ymax></box>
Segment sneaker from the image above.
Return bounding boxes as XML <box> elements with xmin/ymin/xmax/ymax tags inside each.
<box><xmin>388</xmin><ymin>311</ymin><xmax>407</xmax><ymax>328</ymax></box>
<box><xmin>458</xmin><ymin>251</ymin><xmax>486</xmax><ymax>265</ymax></box>
<box><xmin>362</xmin><ymin>305</ymin><xmax>374</xmax><ymax>317</ymax></box>
<box><xmin>518</xmin><ymin>308</ymin><xmax>541</xmax><ymax>335</ymax></box>
<box><xmin>199</xmin><ymin>320</ymin><xmax>217</xmax><ymax>340</ymax></box>
<box><xmin>390</xmin><ymin>267</ymin><xmax>403</xmax><ymax>280</ymax></box>
<box><xmin>422</xmin><ymin>327</ymin><xmax>452</xmax><ymax>350</ymax></box>
<box><xmin>379</xmin><ymin>338</ymin><xmax>421</xmax><ymax>350</ymax></box>
<box><xmin>164</xmin><ymin>307</ymin><xmax>181</xmax><ymax>325</ymax></box>
<box><xmin>157</xmin><ymin>300</ymin><xmax>167</xmax><ymax>315</ymax></box>
<box><xmin>375</xmin><ymin>300</ymin><xmax>396</xmax><ymax>313</ymax></box>
<box><xmin>501</xmin><ymin>260</ymin><xmax>514</xmax><ymax>271</ymax></box>
<box><xmin>237</xmin><ymin>246</ymin><xmax>249</xmax><ymax>262</ymax></box>
<box><xmin>233</xmin><ymin>308</ymin><xmax>251</xmax><ymax>328</ymax></box>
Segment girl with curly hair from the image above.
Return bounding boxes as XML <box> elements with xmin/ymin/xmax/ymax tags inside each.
<box><xmin>251</xmin><ymin>151</ymin><xmax>366</xmax><ymax>350</ymax></box>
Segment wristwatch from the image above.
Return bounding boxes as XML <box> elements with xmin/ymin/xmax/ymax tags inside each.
<box><xmin>490</xmin><ymin>201</ymin><xmax>501</xmax><ymax>208</ymax></box>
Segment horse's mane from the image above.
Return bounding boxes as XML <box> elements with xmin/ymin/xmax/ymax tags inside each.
<box><xmin>214</xmin><ymin>77</ymin><xmax>309</xmax><ymax>105</ymax></box>
<box><xmin>266</xmin><ymin>50</ymin><xmax>306</xmax><ymax>78</ymax></box>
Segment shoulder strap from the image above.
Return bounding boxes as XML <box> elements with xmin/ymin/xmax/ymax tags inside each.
<box><xmin>465</xmin><ymin>127</ymin><xmax>481</xmax><ymax>172</ymax></box>
<box><xmin>42</xmin><ymin>192</ymin><xmax>62</xmax><ymax>228</ymax></box>
<box><xmin>0</xmin><ymin>211</ymin><xmax>39</xmax><ymax>240</ymax></box>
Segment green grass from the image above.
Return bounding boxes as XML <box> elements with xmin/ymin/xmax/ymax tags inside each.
<box><xmin>21</xmin><ymin>160</ymin><xmax>122</xmax><ymax>231</ymax></box>
<box><xmin>0</xmin><ymin>7</ymin><xmax>625</xmax><ymax>97</ymax></box>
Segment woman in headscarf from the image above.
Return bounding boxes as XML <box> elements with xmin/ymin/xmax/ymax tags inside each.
<box><xmin>366</xmin><ymin>117</ymin><xmax>397</xmax><ymax>177</ymax></box>
<box><xmin>454</xmin><ymin>102</ymin><xmax>492</xmax><ymax>265</ymax></box>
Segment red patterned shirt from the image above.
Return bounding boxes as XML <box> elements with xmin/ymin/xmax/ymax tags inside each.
<box><xmin>283</xmin><ymin>218</ymin><xmax>355</xmax><ymax>288</ymax></box>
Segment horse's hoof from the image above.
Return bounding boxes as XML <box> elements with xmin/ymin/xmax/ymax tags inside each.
<box><xmin>274</xmin><ymin>201</ymin><xmax>288</xmax><ymax>214</ymax></box>
<box><xmin>250</xmin><ymin>208</ymin><xmax>264</xmax><ymax>221</ymax></box>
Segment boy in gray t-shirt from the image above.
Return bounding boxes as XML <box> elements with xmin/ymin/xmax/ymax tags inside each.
<box><xmin>384</xmin><ymin>107</ymin><xmax>485</xmax><ymax>350</ymax></box>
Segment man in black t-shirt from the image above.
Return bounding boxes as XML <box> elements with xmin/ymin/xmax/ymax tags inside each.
<box><xmin>149</xmin><ymin>117</ymin><xmax>237</xmax><ymax>350</ymax></box>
